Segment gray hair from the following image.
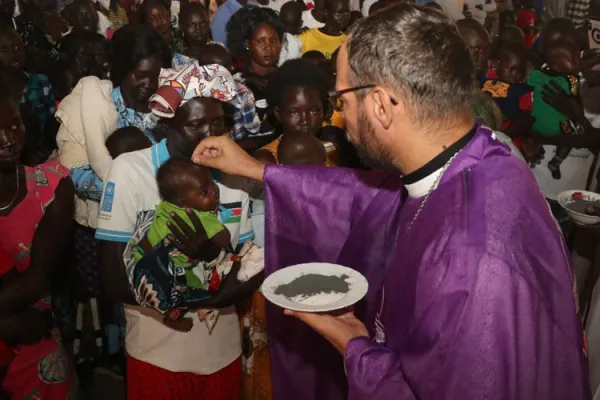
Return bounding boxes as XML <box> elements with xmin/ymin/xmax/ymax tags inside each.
<box><xmin>347</xmin><ymin>4</ymin><xmax>476</xmax><ymax>129</ymax></box>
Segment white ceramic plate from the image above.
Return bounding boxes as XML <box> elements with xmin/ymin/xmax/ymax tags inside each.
<box><xmin>261</xmin><ymin>263</ymin><xmax>369</xmax><ymax>312</ymax></box>
<box><xmin>557</xmin><ymin>190</ymin><xmax>600</xmax><ymax>226</ymax></box>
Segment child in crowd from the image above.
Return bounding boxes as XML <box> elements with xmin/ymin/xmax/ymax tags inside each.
<box><xmin>457</xmin><ymin>18</ymin><xmax>492</xmax><ymax>81</ymax></box>
<box><xmin>517</xmin><ymin>0</ymin><xmax>536</xmax><ymax>34</ymax></box>
<box><xmin>105</xmin><ymin>126</ymin><xmax>152</xmax><ymax>158</ymax></box>
<box><xmin>482</xmin><ymin>43</ymin><xmax>532</xmax><ymax>130</ymax></box>
<box><xmin>178</xmin><ymin>3</ymin><xmax>211</xmax><ymax>59</ymax></box>
<box><xmin>139</xmin><ymin>0</ymin><xmax>178</xmax><ymax>52</ymax></box>
<box><xmin>255</xmin><ymin>58</ymin><xmax>354</xmax><ymax>166</ymax></box>
<box><xmin>500</xmin><ymin>26</ymin><xmax>525</xmax><ymax>46</ymax></box>
<box><xmin>499</xmin><ymin>10</ymin><xmax>516</xmax><ymax>30</ymax></box>
<box><xmin>277</xmin><ymin>132</ymin><xmax>327</xmax><ymax>165</ymax></box>
<box><xmin>196</xmin><ymin>43</ymin><xmax>234</xmax><ymax>71</ymax></box>
<box><xmin>0</xmin><ymin>26</ymin><xmax>57</xmax><ymax>143</ymax></box>
<box><xmin>281</xmin><ymin>1</ymin><xmax>304</xmax><ymax>35</ymax></box>
<box><xmin>279</xmin><ymin>2</ymin><xmax>303</xmax><ymax>65</ymax></box>
<box><xmin>302</xmin><ymin>0</ymin><xmax>325</xmax><ymax>29</ymax></box>
<box><xmin>528</xmin><ymin>38</ymin><xmax>581</xmax><ymax>179</ymax></box>
<box><xmin>302</xmin><ymin>50</ymin><xmax>327</xmax><ymax>64</ymax></box>
<box><xmin>62</xmin><ymin>0</ymin><xmax>99</xmax><ymax>33</ymax></box>
<box><xmin>299</xmin><ymin>0</ymin><xmax>350</xmax><ymax>59</ymax></box>
<box><xmin>172</xmin><ymin>4</ymin><xmax>211</xmax><ymax>69</ymax></box>
<box><xmin>60</xmin><ymin>31</ymin><xmax>111</xmax><ymax>80</ymax></box>
<box><xmin>127</xmin><ymin>158</ymin><xmax>263</xmax><ymax>332</ymax></box>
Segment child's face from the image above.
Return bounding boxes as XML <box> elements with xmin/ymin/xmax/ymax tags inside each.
<box><xmin>497</xmin><ymin>52</ymin><xmax>526</xmax><ymax>84</ymax></box>
<box><xmin>87</xmin><ymin>40</ymin><xmax>110</xmax><ymax>78</ymax></box>
<box><xmin>326</xmin><ymin>0</ymin><xmax>350</xmax><ymax>32</ymax></box>
<box><xmin>71</xmin><ymin>2</ymin><xmax>99</xmax><ymax>32</ymax></box>
<box><xmin>550</xmin><ymin>48</ymin><xmax>580</xmax><ymax>75</ymax></box>
<box><xmin>147</xmin><ymin>3</ymin><xmax>172</xmax><ymax>41</ymax></box>
<box><xmin>277</xmin><ymin>86</ymin><xmax>324</xmax><ymax>137</ymax></box>
<box><xmin>280</xmin><ymin>7</ymin><xmax>302</xmax><ymax>35</ymax></box>
<box><xmin>180</xmin><ymin>10</ymin><xmax>210</xmax><ymax>47</ymax></box>
<box><xmin>463</xmin><ymin>29</ymin><xmax>492</xmax><ymax>78</ymax></box>
<box><xmin>0</xmin><ymin>31</ymin><xmax>26</xmax><ymax>70</ymax></box>
<box><xmin>184</xmin><ymin>170</ymin><xmax>220</xmax><ymax>212</ymax></box>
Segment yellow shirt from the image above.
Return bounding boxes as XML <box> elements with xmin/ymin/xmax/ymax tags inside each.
<box><xmin>298</xmin><ymin>29</ymin><xmax>347</xmax><ymax>59</ymax></box>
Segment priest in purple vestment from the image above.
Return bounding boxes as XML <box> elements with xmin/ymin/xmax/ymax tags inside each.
<box><xmin>192</xmin><ymin>4</ymin><xmax>589</xmax><ymax>399</ymax></box>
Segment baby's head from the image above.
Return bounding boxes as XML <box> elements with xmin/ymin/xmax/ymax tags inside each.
<box><xmin>500</xmin><ymin>26</ymin><xmax>525</xmax><ymax>45</ymax></box>
<box><xmin>499</xmin><ymin>10</ymin><xmax>516</xmax><ymax>30</ymax></box>
<box><xmin>277</xmin><ymin>134</ymin><xmax>326</xmax><ymax>165</ymax></box>
<box><xmin>302</xmin><ymin>50</ymin><xmax>327</xmax><ymax>65</ymax></box>
<box><xmin>280</xmin><ymin>1</ymin><xmax>303</xmax><ymax>35</ymax></box>
<box><xmin>193</xmin><ymin>42</ymin><xmax>233</xmax><ymax>72</ymax></box>
<box><xmin>106</xmin><ymin>126</ymin><xmax>152</xmax><ymax>158</ymax></box>
<box><xmin>495</xmin><ymin>43</ymin><xmax>528</xmax><ymax>84</ymax></box>
<box><xmin>157</xmin><ymin>158</ymin><xmax>220</xmax><ymax>211</ymax></box>
<box><xmin>541</xmin><ymin>17</ymin><xmax>579</xmax><ymax>51</ymax></box>
<box><xmin>544</xmin><ymin>38</ymin><xmax>580</xmax><ymax>75</ymax></box>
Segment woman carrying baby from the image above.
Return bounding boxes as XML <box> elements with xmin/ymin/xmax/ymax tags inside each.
<box><xmin>96</xmin><ymin>62</ymin><xmax>262</xmax><ymax>400</ymax></box>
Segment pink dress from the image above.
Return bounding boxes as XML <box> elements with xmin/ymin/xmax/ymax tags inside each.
<box><xmin>0</xmin><ymin>161</ymin><xmax>75</xmax><ymax>399</ymax></box>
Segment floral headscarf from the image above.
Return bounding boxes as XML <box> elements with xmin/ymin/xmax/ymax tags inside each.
<box><xmin>149</xmin><ymin>63</ymin><xmax>238</xmax><ymax>119</ymax></box>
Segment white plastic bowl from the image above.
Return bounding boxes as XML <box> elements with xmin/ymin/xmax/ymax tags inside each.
<box><xmin>557</xmin><ymin>190</ymin><xmax>600</xmax><ymax>225</ymax></box>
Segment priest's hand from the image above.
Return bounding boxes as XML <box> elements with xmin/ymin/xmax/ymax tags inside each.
<box><xmin>284</xmin><ymin>308</ymin><xmax>369</xmax><ymax>354</ymax></box>
<box><xmin>192</xmin><ymin>136</ymin><xmax>266</xmax><ymax>182</ymax></box>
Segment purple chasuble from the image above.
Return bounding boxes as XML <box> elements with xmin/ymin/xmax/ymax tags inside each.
<box><xmin>342</xmin><ymin>126</ymin><xmax>590</xmax><ymax>399</ymax></box>
<box><xmin>264</xmin><ymin>167</ymin><xmax>404</xmax><ymax>400</ymax></box>
<box><xmin>263</xmin><ymin>124</ymin><xmax>590</xmax><ymax>400</ymax></box>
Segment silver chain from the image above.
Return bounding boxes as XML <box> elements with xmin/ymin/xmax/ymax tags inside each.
<box><xmin>0</xmin><ymin>164</ymin><xmax>20</xmax><ymax>212</ymax></box>
<box><xmin>406</xmin><ymin>148</ymin><xmax>464</xmax><ymax>231</ymax></box>
<box><xmin>374</xmin><ymin>148</ymin><xmax>464</xmax><ymax>345</ymax></box>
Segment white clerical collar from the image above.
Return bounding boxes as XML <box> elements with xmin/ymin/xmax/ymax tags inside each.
<box><xmin>401</xmin><ymin>125</ymin><xmax>478</xmax><ymax>198</ymax></box>
<box><xmin>404</xmin><ymin>167</ymin><xmax>444</xmax><ymax>198</ymax></box>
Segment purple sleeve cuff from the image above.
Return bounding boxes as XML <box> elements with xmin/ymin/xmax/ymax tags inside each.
<box><xmin>344</xmin><ymin>337</ymin><xmax>411</xmax><ymax>399</ymax></box>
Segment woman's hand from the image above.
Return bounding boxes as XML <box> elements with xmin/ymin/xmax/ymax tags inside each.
<box><xmin>192</xmin><ymin>136</ymin><xmax>266</xmax><ymax>182</ymax></box>
<box><xmin>167</xmin><ymin>209</ymin><xmax>219</xmax><ymax>260</ymax></box>
<box><xmin>188</xmin><ymin>262</ymin><xmax>264</xmax><ymax>309</ymax></box>
<box><xmin>542</xmin><ymin>81</ymin><xmax>586</xmax><ymax>126</ymax></box>
<box><xmin>284</xmin><ymin>308</ymin><xmax>369</xmax><ymax>354</ymax></box>
<box><xmin>0</xmin><ymin>309</ymin><xmax>53</xmax><ymax>346</ymax></box>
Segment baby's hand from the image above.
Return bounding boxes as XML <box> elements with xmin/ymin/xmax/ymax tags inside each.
<box><xmin>163</xmin><ymin>317</ymin><xmax>194</xmax><ymax>332</ymax></box>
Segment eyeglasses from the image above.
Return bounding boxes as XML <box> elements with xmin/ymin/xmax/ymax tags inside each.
<box><xmin>328</xmin><ymin>85</ymin><xmax>398</xmax><ymax>112</ymax></box>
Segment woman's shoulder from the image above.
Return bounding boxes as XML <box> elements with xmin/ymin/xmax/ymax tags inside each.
<box><xmin>27</xmin><ymin>160</ymin><xmax>70</xmax><ymax>178</ymax></box>
<box><xmin>25</xmin><ymin>161</ymin><xmax>70</xmax><ymax>204</ymax></box>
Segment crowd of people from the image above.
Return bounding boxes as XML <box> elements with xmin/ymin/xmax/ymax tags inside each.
<box><xmin>0</xmin><ymin>0</ymin><xmax>599</xmax><ymax>398</ymax></box>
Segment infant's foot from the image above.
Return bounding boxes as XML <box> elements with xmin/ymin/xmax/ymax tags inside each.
<box><xmin>164</xmin><ymin>317</ymin><xmax>194</xmax><ymax>332</ymax></box>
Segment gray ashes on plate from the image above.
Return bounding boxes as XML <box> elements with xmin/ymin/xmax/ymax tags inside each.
<box><xmin>274</xmin><ymin>273</ymin><xmax>350</xmax><ymax>300</ymax></box>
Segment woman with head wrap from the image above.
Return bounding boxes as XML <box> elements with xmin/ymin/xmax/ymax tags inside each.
<box><xmin>96</xmin><ymin>62</ymin><xmax>262</xmax><ymax>400</ymax></box>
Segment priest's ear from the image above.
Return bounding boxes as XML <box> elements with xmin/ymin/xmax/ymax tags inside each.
<box><xmin>369</xmin><ymin>86</ymin><xmax>399</xmax><ymax>131</ymax></box>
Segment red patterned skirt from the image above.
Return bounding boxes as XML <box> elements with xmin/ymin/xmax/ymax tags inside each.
<box><xmin>127</xmin><ymin>356</ymin><xmax>242</xmax><ymax>400</ymax></box>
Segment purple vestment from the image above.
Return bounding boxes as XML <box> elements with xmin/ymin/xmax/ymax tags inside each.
<box><xmin>264</xmin><ymin>125</ymin><xmax>590</xmax><ymax>399</ymax></box>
